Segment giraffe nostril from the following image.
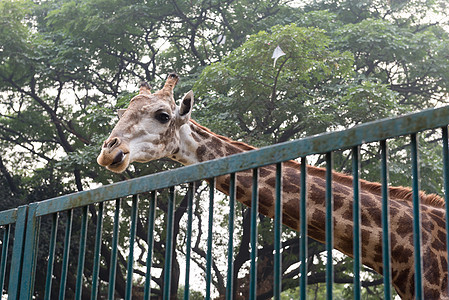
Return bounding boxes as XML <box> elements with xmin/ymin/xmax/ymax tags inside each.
<box><xmin>106</xmin><ymin>137</ymin><xmax>120</xmax><ymax>150</ymax></box>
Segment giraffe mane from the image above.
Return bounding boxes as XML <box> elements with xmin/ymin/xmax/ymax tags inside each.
<box><xmin>307</xmin><ymin>166</ymin><xmax>446</xmax><ymax>208</ymax></box>
<box><xmin>189</xmin><ymin>120</ymin><xmax>445</xmax><ymax>208</ymax></box>
<box><xmin>190</xmin><ymin>120</ymin><xmax>256</xmax><ymax>151</ymax></box>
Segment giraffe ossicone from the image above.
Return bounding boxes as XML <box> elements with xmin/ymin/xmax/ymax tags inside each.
<box><xmin>97</xmin><ymin>74</ymin><xmax>448</xmax><ymax>299</ymax></box>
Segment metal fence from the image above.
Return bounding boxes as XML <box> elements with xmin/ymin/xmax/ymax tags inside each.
<box><xmin>2</xmin><ymin>105</ymin><xmax>449</xmax><ymax>299</ymax></box>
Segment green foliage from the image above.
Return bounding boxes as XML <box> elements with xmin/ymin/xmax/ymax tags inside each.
<box><xmin>194</xmin><ymin>23</ymin><xmax>400</xmax><ymax>146</ymax></box>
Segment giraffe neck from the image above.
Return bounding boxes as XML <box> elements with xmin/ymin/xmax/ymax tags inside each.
<box><xmin>170</xmin><ymin>120</ymin><xmax>255</xmax><ymax>165</ymax></box>
<box><xmin>171</xmin><ymin>120</ymin><xmax>448</xmax><ymax>299</ymax></box>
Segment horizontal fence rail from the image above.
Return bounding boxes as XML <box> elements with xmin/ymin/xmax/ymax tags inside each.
<box><xmin>1</xmin><ymin>105</ymin><xmax>449</xmax><ymax>299</ymax></box>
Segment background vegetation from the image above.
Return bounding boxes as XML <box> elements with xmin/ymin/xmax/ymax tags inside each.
<box><xmin>1</xmin><ymin>0</ymin><xmax>448</xmax><ymax>298</ymax></box>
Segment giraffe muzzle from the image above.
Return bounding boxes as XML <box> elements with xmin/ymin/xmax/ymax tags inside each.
<box><xmin>97</xmin><ymin>137</ymin><xmax>131</xmax><ymax>172</ymax></box>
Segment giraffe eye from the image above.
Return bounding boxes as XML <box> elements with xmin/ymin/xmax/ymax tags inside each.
<box><xmin>155</xmin><ymin>112</ymin><xmax>170</xmax><ymax>124</ymax></box>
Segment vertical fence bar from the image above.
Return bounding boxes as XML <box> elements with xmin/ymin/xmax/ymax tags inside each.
<box><xmin>125</xmin><ymin>195</ymin><xmax>139</xmax><ymax>300</ymax></box>
<box><xmin>410</xmin><ymin>133</ymin><xmax>423</xmax><ymax>300</ymax></box>
<box><xmin>108</xmin><ymin>199</ymin><xmax>121</xmax><ymax>300</ymax></box>
<box><xmin>144</xmin><ymin>191</ymin><xmax>157</xmax><ymax>300</ymax></box>
<box><xmin>44</xmin><ymin>213</ymin><xmax>59</xmax><ymax>300</ymax></box>
<box><xmin>75</xmin><ymin>206</ymin><xmax>89</xmax><ymax>300</ymax></box>
<box><xmin>299</xmin><ymin>157</ymin><xmax>307</xmax><ymax>300</ymax></box>
<box><xmin>143</xmin><ymin>191</ymin><xmax>157</xmax><ymax>300</ymax></box>
<box><xmin>206</xmin><ymin>179</ymin><xmax>215</xmax><ymax>300</ymax></box>
<box><xmin>8</xmin><ymin>206</ymin><xmax>27</xmax><ymax>300</ymax></box>
<box><xmin>443</xmin><ymin>127</ymin><xmax>449</xmax><ymax>297</ymax></box>
<box><xmin>381</xmin><ymin>140</ymin><xmax>392</xmax><ymax>299</ymax></box>
<box><xmin>325</xmin><ymin>152</ymin><xmax>333</xmax><ymax>300</ymax></box>
<box><xmin>0</xmin><ymin>224</ymin><xmax>10</xmax><ymax>298</ymax></box>
<box><xmin>249</xmin><ymin>168</ymin><xmax>259</xmax><ymax>300</ymax></box>
<box><xmin>226</xmin><ymin>174</ymin><xmax>236</xmax><ymax>300</ymax></box>
<box><xmin>274</xmin><ymin>163</ymin><xmax>282</xmax><ymax>299</ymax></box>
<box><xmin>352</xmin><ymin>146</ymin><xmax>361</xmax><ymax>300</ymax></box>
<box><xmin>20</xmin><ymin>204</ymin><xmax>40</xmax><ymax>300</ymax></box>
<box><xmin>59</xmin><ymin>209</ymin><xmax>73</xmax><ymax>300</ymax></box>
<box><xmin>91</xmin><ymin>202</ymin><xmax>104</xmax><ymax>300</ymax></box>
<box><xmin>184</xmin><ymin>183</ymin><xmax>195</xmax><ymax>300</ymax></box>
<box><xmin>163</xmin><ymin>187</ymin><xmax>176</xmax><ymax>300</ymax></box>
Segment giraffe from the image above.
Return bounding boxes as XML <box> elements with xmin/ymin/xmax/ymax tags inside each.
<box><xmin>97</xmin><ymin>73</ymin><xmax>448</xmax><ymax>299</ymax></box>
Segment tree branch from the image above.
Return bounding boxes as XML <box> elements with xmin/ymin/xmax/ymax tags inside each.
<box><xmin>0</xmin><ymin>155</ymin><xmax>21</xmax><ymax>196</ymax></box>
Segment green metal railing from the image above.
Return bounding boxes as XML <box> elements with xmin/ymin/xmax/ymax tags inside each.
<box><xmin>0</xmin><ymin>206</ymin><xmax>27</xmax><ymax>299</ymax></box>
<box><xmin>1</xmin><ymin>105</ymin><xmax>449</xmax><ymax>299</ymax></box>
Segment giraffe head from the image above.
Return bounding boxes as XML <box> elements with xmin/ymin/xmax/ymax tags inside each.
<box><xmin>97</xmin><ymin>73</ymin><xmax>194</xmax><ymax>173</ymax></box>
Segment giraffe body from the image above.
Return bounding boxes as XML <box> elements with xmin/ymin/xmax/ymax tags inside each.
<box><xmin>97</xmin><ymin>74</ymin><xmax>448</xmax><ymax>299</ymax></box>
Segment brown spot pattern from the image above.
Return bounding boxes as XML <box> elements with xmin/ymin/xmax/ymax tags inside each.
<box><xmin>175</xmin><ymin>120</ymin><xmax>449</xmax><ymax>300</ymax></box>
<box><xmin>196</xmin><ymin>145</ymin><xmax>207</xmax><ymax>160</ymax></box>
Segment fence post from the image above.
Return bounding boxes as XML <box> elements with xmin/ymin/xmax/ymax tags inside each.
<box><xmin>19</xmin><ymin>203</ymin><xmax>40</xmax><ymax>300</ymax></box>
<box><xmin>91</xmin><ymin>202</ymin><xmax>104</xmax><ymax>300</ymax></box>
<box><xmin>144</xmin><ymin>192</ymin><xmax>157</xmax><ymax>300</ymax></box>
<box><xmin>381</xmin><ymin>140</ymin><xmax>392</xmax><ymax>299</ymax></box>
<box><xmin>226</xmin><ymin>175</ymin><xmax>235</xmax><ymax>300</ymax></box>
<box><xmin>44</xmin><ymin>213</ymin><xmax>59</xmax><ymax>300</ymax></box>
<box><xmin>75</xmin><ymin>206</ymin><xmax>89</xmax><ymax>300</ymax></box>
<box><xmin>325</xmin><ymin>153</ymin><xmax>334</xmax><ymax>300</ymax></box>
<box><xmin>163</xmin><ymin>187</ymin><xmax>176</xmax><ymax>300</ymax></box>
<box><xmin>125</xmin><ymin>195</ymin><xmax>139</xmax><ymax>300</ymax></box>
<box><xmin>299</xmin><ymin>157</ymin><xmax>308</xmax><ymax>299</ymax></box>
<box><xmin>184</xmin><ymin>182</ymin><xmax>195</xmax><ymax>300</ymax></box>
<box><xmin>59</xmin><ymin>209</ymin><xmax>73</xmax><ymax>300</ymax></box>
<box><xmin>411</xmin><ymin>134</ymin><xmax>423</xmax><ymax>299</ymax></box>
<box><xmin>274</xmin><ymin>163</ymin><xmax>283</xmax><ymax>299</ymax></box>
<box><xmin>108</xmin><ymin>199</ymin><xmax>121</xmax><ymax>299</ymax></box>
<box><xmin>352</xmin><ymin>146</ymin><xmax>361</xmax><ymax>300</ymax></box>
<box><xmin>205</xmin><ymin>180</ymin><xmax>215</xmax><ymax>300</ymax></box>
<box><xmin>442</xmin><ymin>127</ymin><xmax>449</xmax><ymax>297</ymax></box>
<box><xmin>249</xmin><ymin>168</ymin><xmax>259</xmax><ymax>300</ymax></box>
<box><xmin>7</xmin><ymin>206</ymin><xmax>27</xmax><ymax>300</ymax></box>
<box><xmin>0</xmin><ymin>224</ymin><xmax>10</xmax><ymax>299</ymax></box>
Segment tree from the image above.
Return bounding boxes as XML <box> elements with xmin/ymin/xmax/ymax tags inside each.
<box><xmin>0</xmin><ymin>0</ymin><xmax>297</xmax><ymax>298</ymax></box>
<box><xmin>193</xmin><ymin>1</ymin><xmax>449</xmax><ymax>297</ymax></box>
<box><xmin>193</xmin><ymin>22</ymin><xmax>396</xmax><ymax>298</ymax></box>
<box><xmin>194</xmin><ymin>23</ymin><xmax>398</xmax><ymax>146</ymax></box>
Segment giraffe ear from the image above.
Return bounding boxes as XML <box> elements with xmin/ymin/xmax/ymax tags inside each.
<box><xmin>179</xmin><ymin>90</ymin><xmax>194</xmax><ymax>118</ymax></box>
<box><xmin>117</xmin><ymin>109</ymin><xmax>126</xmax><ymax>119</ymax></box>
